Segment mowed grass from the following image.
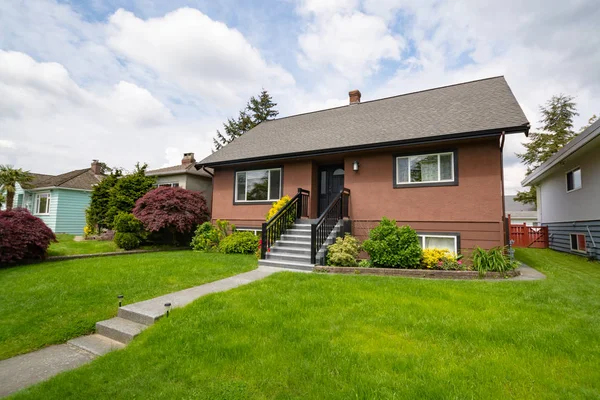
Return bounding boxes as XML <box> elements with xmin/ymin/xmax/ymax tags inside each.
<box><xmin>12</xmin><ymin>248</ymin><xmax>600</xmax><ymax>399</ymax></box>
<box><xmin>47</xmin><ymin>234</ymin><xmax>119</xmax><ymax>256</ymax></box>
<box><xmin>0</xmin><ymin>251</ymin><xmax>257</xmax><ymax>360</ymax></box>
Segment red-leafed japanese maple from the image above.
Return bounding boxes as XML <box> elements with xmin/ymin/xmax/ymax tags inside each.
<box><xmin>0</xmin><ymin>208</ymin><xmax>57</xmax><ymax>266</ymax></box>
<box><xmin>133</xmin><ymin>187</ymin><xmax>210</xmax><ymax>244</ymax></box>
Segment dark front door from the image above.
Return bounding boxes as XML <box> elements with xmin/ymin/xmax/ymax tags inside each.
<box><xmin>318</xmin><ymin>165</ymin><xmax>344</xmax><ymax>215</ymax></box>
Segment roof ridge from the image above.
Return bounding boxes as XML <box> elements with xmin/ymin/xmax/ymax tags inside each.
<box><xmin>53</xmin><ymin>168</ymin><xmax>90</xmax><ymax>187</ymax></box>
<box><xmin>265</xmin><ymin>76</ymin><xmax>506</xmax><ymax>123</ymax></box>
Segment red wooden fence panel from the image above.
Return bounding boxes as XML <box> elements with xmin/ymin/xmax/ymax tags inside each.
<box><xmin>509</xmin><ymin>223</ymin><xmax>548</xmax><ymax>248</ymax></box>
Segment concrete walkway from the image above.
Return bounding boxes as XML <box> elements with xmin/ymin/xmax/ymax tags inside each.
<box><xmin>0</xmin><ymin>266</ymin><xmax>292</xmax><ymax>398</ymax></box>
<box><xmin>513</xmin><ymin>263</ymin><xmax>546</xmax><ymax>281</ymax></box>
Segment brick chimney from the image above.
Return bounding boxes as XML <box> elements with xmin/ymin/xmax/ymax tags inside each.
<box><xmin>181</xmin><ymin>152</ymin><xmax>196</xmax><ymax>165</ymax></box>
<box><xmin>91</xmin><ymin>159</ymin><xmax>102</xmax><ymax>175</ymax></box>
<box><xmin>349</xmin><ymin>89</ymin><xmax>361</xmax><ymax>104</ymax></box>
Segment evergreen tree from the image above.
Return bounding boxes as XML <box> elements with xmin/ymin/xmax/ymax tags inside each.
<box><xmin>105</xmin><ymin>163</ymin><xmax>156</xmax><ymax>228</ymax></box>
<box><xmin>515</xmin><ymin>95</ymin><xmax>579</xmax><ymax>205</ymax></box>
<box><xmin>213</xmin><ymin>89</ymin><xmax>278</xmax><ymax>151</ymax></box>
<box><xmin>86</xmin><ymin>169</ymin><xmax>123</xmax><ymax>230</ymax></box>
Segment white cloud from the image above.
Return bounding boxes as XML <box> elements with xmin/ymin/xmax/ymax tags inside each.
<box><xmin>0</xmin><ymin>50</ymin><xmax>218</xmax><ymax>174</ymax></box>
<box><xmin>106</xmin><ymin>8</ymin><xmax>295</xmax><ymax>107</ymax></box>
<box><xmin>296</xmin><ymin>0</ymin><xmax>404</xmax><ymax>83</ymax></box>
<box><xmin>0</xmin><ymin>140</ymin><xmax>15</xmax><ymax>149</ymax></box>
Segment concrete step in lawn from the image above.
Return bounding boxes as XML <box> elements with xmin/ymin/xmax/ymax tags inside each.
<box><xmin>68</xmin><ymin>334</ymin><xmax>125</xmax><ymax>356</ymax></box>
<box><xmin>96</xmin><ymin>317</ymin><xmax>148</xmax><ymax>344</ymax></box>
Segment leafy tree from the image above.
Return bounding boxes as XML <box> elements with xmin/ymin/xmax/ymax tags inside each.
<box><xmin>105</xmin><ymin>163</ymin><xmax>156</xmax><ymax>228</ymax></box>
<box><xmin>515</xmin><ymin>95</ymin><xmax>579</xmax><ymax>205</ymax></box>
<box><xmin>86</xmin><ymin>169</ymin><xmax>122</xmax><ymax>230</ymax></box>
<box><xmin>0</xmin><ymin>208</ymin><xmax>56</xmax><ymax>266</ymax></box>
<box><xmin>580</xmin><ymin>114</ymin><xmax>598</xmax><ymax>132</ymax></box>
<box><xmin>0</xmin><ymin>165</ymin><xmax>34</xmax><ymax>210</ymax></box>
<box><xmin>213</xmin><ymin>89</ymin><xmax>279</xmax><ymax>151</ymax></box>
<box><xmin>133</xmin><ymin>186</ymin><xmax>210</xmax><ymax>245</ymax></box>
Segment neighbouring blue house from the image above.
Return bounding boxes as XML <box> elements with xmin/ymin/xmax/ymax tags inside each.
<box><xmin>1</xmin><ymin>161</ymin><xmax>105</xmax><ymax>235</ymax></box>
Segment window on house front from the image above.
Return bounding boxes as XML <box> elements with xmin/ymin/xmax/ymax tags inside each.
<box><xmin>570</xmin><ymin>233</ymin><xmax>586</xmax><ymax>253</ymax></box>
<box><xmin>157</xmin><ymin>183</ymin><xmax>179</xmax><ymax>188</ymax></box>
<box><xmin>395</xmin><ymin>151</ymin><xmax>455</xmax><ymax>186</ymax></box>
<box><xmin>566</xmin><ymin>167</ymin><xmax>582</xmax><ymax>192</ymax></box>
<box><xmin>235</xmin><ymin>168</ymin><xmax>281</xmax><ymax>202</ymax></box>
<box><xmin>418</xmin><ymin>234</ymin><xmax>458</xmax><ymax>254</ymax></box>
<box><xmin>35</xmin><ymin>193</ymin><xmax>51</xmax><ymax>215</ymax></box>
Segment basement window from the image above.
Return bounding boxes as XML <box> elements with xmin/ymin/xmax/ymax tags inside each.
<box><xmin>417</xmin><ymin>234</ymin><xmax>458</xmax><ymax>254</ymax></box>
<box><xmin>570</xmin><ymin>234</ymin><xmax>586</xmax><ymax>253</ymax></box>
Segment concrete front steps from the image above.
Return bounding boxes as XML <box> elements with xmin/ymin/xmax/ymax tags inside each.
<box><xmin>258</xmin><ymin>223</ymin><xmax>314</xmax><ymax>271</ymax></box>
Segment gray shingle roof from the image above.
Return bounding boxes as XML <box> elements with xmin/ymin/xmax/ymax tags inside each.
<box><xmin>146</xmin><ymin>163</ymin><xmax>212</xmax><ymax>178</ymax></box>
<box><xmin>504</xmin><ymin>195</ymin><xmax>536</xmax><ymax>212</ymax></box>
<box><xmin>31</xmin><ymin>169</ymin><xmax>104</xmax><ymax>190</ymax></box>
<box><xmin>200</xmin><ymin>76</ymin><xmax>529</xmax><ymax>166</ymax></box>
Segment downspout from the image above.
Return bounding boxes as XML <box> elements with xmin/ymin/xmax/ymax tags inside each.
<box><xmin>587</xmin><ymin>225</ymin><xmax>598</xmax><ymax>259</ymax></box>
<box><xmin>201</xmin><ymin>166</ymin><xmax>214</xmax><ymax>178</ymax></box>
<box><xmin>499</xmin><ymin>131</ymin><xmax>509</xmax><ymax>247</ymax></box>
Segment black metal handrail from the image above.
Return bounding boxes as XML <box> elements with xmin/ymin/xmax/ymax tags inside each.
<box><xmin>261</xmin><ymin>188</ymin><xmax>310</xmax><ymax>259</ymax></box>
<box><xmin>310</xmin><ymin>188</ymin><xmax>350</xmax><ymax>263</ymax></box>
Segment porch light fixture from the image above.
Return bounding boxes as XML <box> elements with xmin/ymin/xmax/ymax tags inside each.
<box><xmin>117</xmin><ymin>295</ymin><xmax>124</xmax><ymax>308</ymax></box>
<box><xmin>353</xmin><ymin>160</ymin><xmax>359</xmax><ymax>171</ymax></box>
<box><xmin>164</xmin><ymin>302</ymin><xmax>172</xmax><ymax>318</ymax></box>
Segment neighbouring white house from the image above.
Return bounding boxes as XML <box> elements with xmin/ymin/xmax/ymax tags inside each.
<box><xmin>146</xmin><ymin>152</ymin><xmax>213</xmax><ymax>212</ymax></box>
<box><xmin>522</xmin><ymin>119</ymin><xmax>600</xmax><ymax>260</ymax></box>
<box><xmin>505</xmin><ymin>195</ymin><xmax>537</xmax><ymax>226</ymax></box>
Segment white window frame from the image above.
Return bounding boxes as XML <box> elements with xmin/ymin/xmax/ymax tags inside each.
<box><xmin>570</xmin><ymin>233</ymin><xmax>586</xmax><ymax>253</ymax></box>
<box><xmin>235</xmin><ymin>168</ymin><xmax>282</xmax><ymax>203</ymax></box>
<box><xmin>417</xmin><ymin>234</ymin><xmax>458</xmax><ymax>255</ymax></box>
<box><xmin>396</xmin><ymin>151</ymin><xmax>455</xmax><ymax>185</ymax></box>
<box><xmin>566</xmin><ymin>167</ymin><xmax>582</xmax><ymax>193</ymax></box>
<box><xmin>35</xmin><ymin>192</ymin><xmax>51</xmax><ymax>215</ymax></box>
<box><xmin>157</xmin><ymin>182</ymin><xmax>179</xmax><ymax>188</ymax></box>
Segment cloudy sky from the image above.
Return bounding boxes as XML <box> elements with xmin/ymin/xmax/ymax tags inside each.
<box><xmin>1</xmin><ymin>0</ymin><xmax>598</xmax><ymax>194</ymax></box>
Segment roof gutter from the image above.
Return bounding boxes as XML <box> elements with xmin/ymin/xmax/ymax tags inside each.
<box><xmin>201</xmin><ymin>124</ymin><xmax>530</xmax><ymax>167</ymax></box>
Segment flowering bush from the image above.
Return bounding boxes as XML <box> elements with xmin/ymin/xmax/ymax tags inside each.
<box><xmin>0</xmin><ymin>208</ymin><xmax>56</xmax><ymax>266</ymax></box>
<box><xmin>83</xmin><ymin>225</ymin><xmax>93</xmax><ymax>237</ymax></box>
<box><xmin>421</xmin><ymin>248</ymin><xmax>465</xmax><ymax>270</ymax></box>
<box><xmin>133</xmin><ymin>187</ymin><xmax>210</xmax><ymax>244</ymax></box>
<box><xmin>266</xmin><ymin>195</ymin><xmax>291</xmax><ymax>220</ymax></box>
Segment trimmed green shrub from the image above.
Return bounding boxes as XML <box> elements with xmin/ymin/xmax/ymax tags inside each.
<box><xmin>358</xmin><ymin>259</ymin><xmax>373</xmax><ymax>268</ymax></box>
<box><xmin>190</xmin><ymin>220</ymin><xmax>235</xmax><ymax>252</ymax></box>
<box><xmin>471</xmin><ymin>246</ymin><xmax>518</xmax><ymax>276</ymax></box>
<box><xmin>113</xmin><ymin>213</ymin><xmax>143</xmax><ymax>233</ymax></box>
<box><xmin>218</xmin><ymin>232</ymin><xmax>259</xmax><ymax>254</ymax></box>
<box><xmin>114</xmin><ymin>232</ymin><xmax>141</xmax><ymax>250</ymax></box>
<box><xmin>113</xmin><ymin>213</ymin><xmax>143</xmax><ymax>250</ymax></box>
<box><xmin>327</xmin><ymin>235</ymin><xmax>360</xmax><ymax>267</ymax></box>
<box><xmin>362</xmin><ymin>217</ymin><xmax>422</xmax><ymax>268</ymax></box>
<box><xmin>191</xmin><ymin>222</ymin><xmax>221</xmax><ymax>251</ymax></box>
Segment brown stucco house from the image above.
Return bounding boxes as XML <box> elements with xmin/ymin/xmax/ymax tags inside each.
<box><xmin>197</xmin><ymin>76</ymin><xmax>530</xmax><ymax>269</ymax></box>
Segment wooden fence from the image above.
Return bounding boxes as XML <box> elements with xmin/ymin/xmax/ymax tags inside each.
<box><xmin>508</xmin><ymin>214</ymin><xmax>548</xmax><ymax>248</ymax></box>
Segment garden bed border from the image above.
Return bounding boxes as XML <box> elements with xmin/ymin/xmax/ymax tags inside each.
<box><xmin>314</xmin><ymin>265</ymin><xmax>521</xmax><ymax>279</ymax></box>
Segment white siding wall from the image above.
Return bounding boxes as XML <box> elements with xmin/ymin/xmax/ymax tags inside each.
<box><xmin>155</xmin><ymin>175</ymin><xmax>187</xmax><ymax>188</ymax></box>
<box><xmin>538</xmin><ymin>137</ymin><xmax>600</xmax><ymax>223</ymax></box>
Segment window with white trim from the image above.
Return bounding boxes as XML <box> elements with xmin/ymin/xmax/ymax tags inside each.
<box><xmin>418</xmin><ymin>234</ymin><xmax>458</xmax><ymax>254</ymax></box>
<box><xmin>235</xmin><ymin>168</ymin><xmax>281</xmax><ymax>202</ymax></box>
<box><xmin>566</xmin><ymin>167</ymin><xmax>582</xmax><ymax>192</ymax></box>
<box><xmin>570</xmin><ymin>233</ymin><xmax>586</xmax><ymax>253</ymax></box>
<box><xmin>396</xmin><ymin>151</ymin><xmax>455</xmax><ymax>185</ymax></box>
<box><xmin>157</xmin><ymin>182</ymin><xmax>179</xmax><ymax>188</ymax></box>
<box><xmin>35</xmin><ymin>193</ymin><xmax>51</xmax><ymax>215</ymax></box>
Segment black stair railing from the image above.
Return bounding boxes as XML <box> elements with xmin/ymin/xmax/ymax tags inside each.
<box><xmin>310</xmin><ymin>188</ymin><xmax>350</xmax><ymax>264</ymax></box>
<box><xmin>261</xmin><ymin>188</ymin><xmax>310</xmax><ymax>259</ymax></box>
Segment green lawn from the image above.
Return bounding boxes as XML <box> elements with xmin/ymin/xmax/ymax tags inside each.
<box><xmin>47</xmin><ymin>234</ymin><xmax>120</xmax><ymax>256</ymax></box>
<box><xmin>11</xmin><ymin>249</ymin><xmax>600</xmax><ymax>399</ymax></box>
<box><xmin>0</xmin><ymin>251</ymin><xmax>257</xmax><ymax>360</ymax></box>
